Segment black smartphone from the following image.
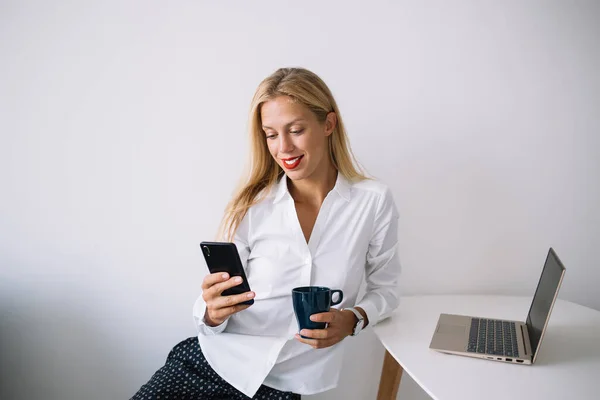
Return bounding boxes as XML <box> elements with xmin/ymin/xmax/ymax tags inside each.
<box><xmin>199</xmin><ymin>241</ymin><xmax>254</xmax><ymax>306</ymax></box>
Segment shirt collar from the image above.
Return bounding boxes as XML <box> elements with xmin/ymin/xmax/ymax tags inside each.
<box><xmin>272</xmin><ymin>171</ymin><xmax>352</xmax><ymax>204</ymax></box>
<box><xmin>272</xmin><ymin>173</ymin><xmax>289</xmax><ymax>204</ymax></box>
<box><xmin>333</xmin><ymin>172</ymin><xmax>352</xmax><ymax>202</ymax></box>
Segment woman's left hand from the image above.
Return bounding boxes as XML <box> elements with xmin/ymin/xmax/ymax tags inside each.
<box><xmin>294</xmin><ymin>308</ymin><xmax>356</xmax><ymax>349</ymax></box>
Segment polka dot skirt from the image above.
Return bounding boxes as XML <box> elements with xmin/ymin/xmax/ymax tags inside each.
<box><xmin>130</xmin><ymin>337</ymin><xmax>301</xmax><ymax>400</ymax></box>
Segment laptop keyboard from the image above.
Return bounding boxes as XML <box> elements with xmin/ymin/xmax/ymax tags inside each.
<box><xmin>467</xmin><ymin>318</ymin><xmax>520</xmax><ymax>358</ymax></box>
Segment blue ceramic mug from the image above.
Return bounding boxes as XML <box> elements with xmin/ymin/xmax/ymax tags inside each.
<box><xmin>292</xmin><ymin>286</ymin><xmax>344</xmax><ymax>338</ymax></box>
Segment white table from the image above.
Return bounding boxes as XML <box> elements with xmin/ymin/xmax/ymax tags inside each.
<box><xmin>373</xmin><ymin>295</ymin><xmax>600</xmax><ymax>400</ymax></box>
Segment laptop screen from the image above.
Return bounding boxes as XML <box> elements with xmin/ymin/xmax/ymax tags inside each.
<box><xmin>525</xmin><ymin>248</ymin><xmax>566</xmax><ymax>357</ymax></box>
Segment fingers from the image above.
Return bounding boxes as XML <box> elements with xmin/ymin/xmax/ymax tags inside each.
<box><xmin>294</xmin><ymin>333</ymin><xmax>336</xmax><ymax>349</ymax></box>
<box><xmin>202</xmin><ymin>275</ymin><xmax>244</xmax><ymax>300</ymax></box>
<box><xmin>299</xmin><ymin>328</ymin><xmax>330</xmax><ymax>340</ymax></box>
<box><xmin>204</xmin><ymin>294</ymin><xmax>254</xmax><ymax>326</ymax></box>
<box><xmin>202</xmin><ymin>272</ymin><xmax>254</xmax><ymax>325</ymax></box>
<box><xmin>295</xmin><ymin>309</ymin><xmax>348</xmax><ymax>349</ymax></box>
<box><xmin>309</xmin><ymin>310</ymin><xmax>337</xmax><ymax>324</ymax></box>
<box><xmin>211</xmin><ymin>291</ymin><xmax>255</xmax><ymax>310</ymax></box>
<box><xmin>211</xmin><ymin>276</ymin><xmax>245</xmax><ymax>297</ymax></box>
<box><xmin>201</xmin><ymin>272</ymin><xmax>230</xmax><ymax>291</ymax></box>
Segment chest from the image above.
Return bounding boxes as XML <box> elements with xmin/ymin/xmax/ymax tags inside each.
<box><xmin>294</xmin><ymin>201</ymin><xmax>320</xmax><ymax>244</ymax></box>
<box><xmin>245</xmin><ymin>197</ymin><xmax>377</xmax><ymax>292</ymax></box>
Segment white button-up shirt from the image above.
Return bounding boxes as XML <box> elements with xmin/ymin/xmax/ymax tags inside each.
<box><xmin>193</xmin><ymin>173</ymin><xmax>401</xmax><ymax>397</ymax></box>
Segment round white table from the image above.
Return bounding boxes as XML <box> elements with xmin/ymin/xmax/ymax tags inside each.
<box><xmin>373</xmin><ymin>295</ymin><xmax>600</xmax><ymax>400</ymax></box>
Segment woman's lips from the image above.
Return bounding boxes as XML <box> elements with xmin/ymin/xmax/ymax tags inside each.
<box><xmin>281</xmin><ymin>155</ymin><xmax>304</xmax><ymax>170</ymax></box>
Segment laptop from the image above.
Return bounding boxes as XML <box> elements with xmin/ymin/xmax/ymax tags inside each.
<box><xmin>429</xmin><ymin>247</ymin><xmax>566</xmax><ymax>365</ymax></box>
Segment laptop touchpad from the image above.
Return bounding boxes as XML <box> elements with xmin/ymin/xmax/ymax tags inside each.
<box><xmin>437</xmin><ymin>324</ymin><xmax>466</xmax><ymax>335</ymax></box>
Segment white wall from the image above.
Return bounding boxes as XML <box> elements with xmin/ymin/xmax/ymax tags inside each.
<box><xmin>1</xmin><ymin>1</ymin><xmax>599</xmax><ymax>399</ymax></box>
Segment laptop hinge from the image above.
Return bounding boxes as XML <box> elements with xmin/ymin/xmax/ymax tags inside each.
<box><xmin>520</xmin><ymin>324</ymin><xmax>529</xmax><ymax>356</ymax></box>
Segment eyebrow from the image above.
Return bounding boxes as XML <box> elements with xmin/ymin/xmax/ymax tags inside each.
<box><xmin>262</xmin><ymin>118</ymin><xmax>306</xmax><ymax>130</ymax></box>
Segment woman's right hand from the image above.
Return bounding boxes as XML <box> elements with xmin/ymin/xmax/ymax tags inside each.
<box><xmin>201</xmin><ymin>272</ymin><xmax>255</xmax><ymax>327</ymax></box>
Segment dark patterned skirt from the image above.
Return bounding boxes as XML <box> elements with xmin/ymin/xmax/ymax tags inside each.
<box><xmin>130</xmin><ymin>337</ymin><xmax>301</xmax><ymax>400</ymax></box>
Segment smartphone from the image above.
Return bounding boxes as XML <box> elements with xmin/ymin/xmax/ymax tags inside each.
<box><xmin>199</xmin><ymin>241</ymin><xmax>254</xmax><ymax>306</ymax></box>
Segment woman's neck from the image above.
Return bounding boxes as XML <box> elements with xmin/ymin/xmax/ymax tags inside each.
<box><xmin>288</xmin><ymin>164</ymin><xmax>338</xmax><ymax>207</ymax></box>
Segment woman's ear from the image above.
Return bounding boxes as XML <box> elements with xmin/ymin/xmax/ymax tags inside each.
<box><xmin>325</xmin><ymin>112</ymin><xmax>337</xmax><ymax>136</ymax></box>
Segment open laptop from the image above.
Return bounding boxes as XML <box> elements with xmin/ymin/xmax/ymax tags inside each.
<box><xmin>429</xmin><ymin>247</ymin><xmax>566</xmax><ymax>365</ymax></box>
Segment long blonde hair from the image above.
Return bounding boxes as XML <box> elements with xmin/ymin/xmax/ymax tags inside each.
<box><xmin>218</xmin><ymin>67</ymin><xmax>368</xmax><ymax>241</ymax></box>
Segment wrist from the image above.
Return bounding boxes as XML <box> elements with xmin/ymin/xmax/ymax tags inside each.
<box><xmin>204</xmin><ymin>311</ymin><xmax>222</xmax><ymax>327</ymax></box>
<box><xmin>354</xmin><ymin>306</ymin><xmax>369</xmax><ymax>328</ymax></box>
<box><xmin>342</xmin><ymin>307</ymin><xmax>366</xmax><ymax>336</ymax></box>
<box><xmin>342</xmin><ymin>310</ymin><xmax>357</xmax><ymax>336</ymax></box>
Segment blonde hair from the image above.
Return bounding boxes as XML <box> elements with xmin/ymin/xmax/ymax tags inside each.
<box><xmin>218</xmin><ymin>67</ymin><xmax>368</xmax><ymax>241</ymax></box>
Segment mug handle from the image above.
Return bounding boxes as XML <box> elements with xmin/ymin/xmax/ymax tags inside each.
<box><xmin>330</xmin><ymin>290</ymin><xmax>344</xmax><ymax>306</ymax></box>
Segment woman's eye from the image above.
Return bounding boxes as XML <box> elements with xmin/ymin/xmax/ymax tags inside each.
<box><xmin>290</xmin><ymin>129</ymin><xmax>304</xmax><ymax>135</ymax></box>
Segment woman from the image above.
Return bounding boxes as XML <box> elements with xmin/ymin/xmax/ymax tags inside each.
<box><xmin>131</xmin><ymin>67</ymin><xmax>401</xmax><ymax>399</ymax></box>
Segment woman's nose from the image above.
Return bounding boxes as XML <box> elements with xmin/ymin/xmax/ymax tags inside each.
<box><xmin>279</xmin><ymin>134</ymin><xmax>295</xmax><ymax>153</ymax></box>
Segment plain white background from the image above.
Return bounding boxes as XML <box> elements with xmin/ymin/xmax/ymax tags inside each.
<box><xmin>1</xmin><ymin>1</ymin><xmax>599</xmax><ymax>399</ymax></box>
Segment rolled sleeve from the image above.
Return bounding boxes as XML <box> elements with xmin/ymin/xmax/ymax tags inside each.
<box><xmin>355</xmin><ymin>187</ymin><xmax>401</xmax><ymax>327</ymax></box>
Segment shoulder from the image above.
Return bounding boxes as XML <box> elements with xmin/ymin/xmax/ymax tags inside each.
<box><xmin>351</xmin><ymin>178</ymin><xmax>395</xmax><ymax>204</ymax></box>
<box><xmin>350</xmin><ymin>178</ymin><xmax>398</xmax><ymax>217</ymax></box>
<box><xmin>244</xmin><ymin>187</ymin><xmax>277</xmax><ymax>220</ymax></box>
<box><xmin>351</xmin><ymin>178</ymin><xmax>391</xmax><ymax>196</ymax></box>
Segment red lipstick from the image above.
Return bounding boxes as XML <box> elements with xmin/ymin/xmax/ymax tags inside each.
<box><xmin>281</xmin><ymin>155</ymin><xmax>304</xmax><ymax>170</ymax></box>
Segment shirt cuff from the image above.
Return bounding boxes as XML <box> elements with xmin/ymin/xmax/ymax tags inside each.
<box><xmin>193</xmin><ymin>294</ymin><xmax>228</xmax><ymax>335</ymax></box>
<box><xmin>354</xmin><ymin>300</ymin><xmax>380</xmax><ymax>328</ymax></box>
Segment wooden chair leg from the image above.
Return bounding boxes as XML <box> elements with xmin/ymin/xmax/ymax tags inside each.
<box><xmin>376</xmin><ymin>349</ymin><xmax>404</xmax><ymax>400</ymax></box>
